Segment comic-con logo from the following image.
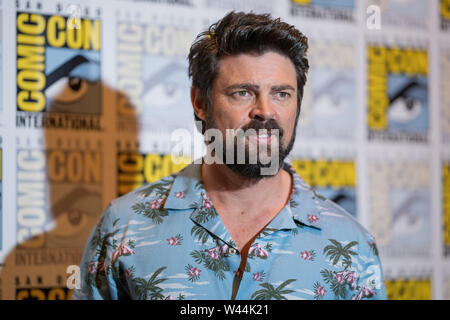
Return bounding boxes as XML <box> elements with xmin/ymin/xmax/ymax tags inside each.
<box><xmin>299</xmin><ymin>41</ymin><xmax>355</xmax><ymax>140</ymax></box>
<box><xmin>16</xmin><ymin>148</ymin><xmax>102</xmax><ymax>248</ymax></box>
<box><xmin>16</xmin><ymin>287</ymin><xmax>72</xmax><ymax>300</ymax></box>
<box><xmin>16</xmin><ymin>12</ymin><xmax>101</xmax><ymax>130</ymax></box>
<box><xmin>116</xmin><ymin>19</ymin><xmax>193</xmax><ymax>133</ymax></box>
<box><xmin>367</xmin><ymin>46</ymin><xmax>428</xmax><ymax>142</ymax></box>
<box><xmin>291</xmin><ymin>158</ymin><xmax>356</xmax><ymax>217</ymax></box>
<box><xmin>117</xmin><ymin>152</ymin><xmax>188</xmax><ymax>196</ymax></box>
<box><xmin>0</xmin><ymin>146</ymin><xmax>2</xmax><ymax>250</ymax></box>
<box><xmin>442</xmin><ymin>50</ymin><xmax>450</xmax><ymax>144</ymax></box>
<box><xmin>366</xmin><ymin>0</ymin><xmax>428</xmax><ymax>29</ymax></box>
<box><xmin>290</xmin><ymin>0</ymin><xmax>355</xmax><ymax>23</ymax></box>
<box><xmin>385</xmin><ymin>277</ymin><xmax>432</xmax><ymax>300</ymax></box>
<box><xmin>444</xmin><ymin>163</ymin><xmax>450</xmax><ymax>257</ymax></box>
<box><xmin>368</xmin><ymin>159</ymin><xmax>430</xmax><ymax>258</ymax></box>
<box><xmin>0</xmin><ymin>7</ymin><xmax>3</xmax><ymax>115</ymax></box>
<box><xmin>441</xmin><ymin>0</ymin><xmax>450</xmax><ymax>31</ymax></box>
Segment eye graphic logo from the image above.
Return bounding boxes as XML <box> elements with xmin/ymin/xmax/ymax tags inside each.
<box><xmin>390</xmin><ymin>190</ymin><xmax>429</xmax><ymax>245</ymax></box>
<box><xmin>441</xmin><ymin>0</ymin><xmax>450</xmax><ymax>31</ymax></box>
<box><xmin>141</xmin><ymin>62</ymin><xmax>187</xmax><ymax>111</ymax></box>
<box><xmin>323</xmin><ymin>189</ymin><xmax>356</xmax><ymax>217</ymax></box>
<box><xmin>44</xmin><ymin>54</ymin><xmax>101</xmax><ymax>114</ymax></box>
<box><xmin>299</xmin><ymin>40</ymin><xmax>355</xmax><ymax>139</ymax></box>
<box><xmin>45</xmin><ymin>186</ymin><xmax>102</xmax><ymax>248</ymax></box>
<box><xmin>301</xmin><ymin>71</ymin><xmax>355</xmax><ymax>139</ymax></box>
<box><xmin>312</xmin><ymin>74</ymin><xmax>353</xmax><ymax>116</ymax></box>
<box><xmin>367</xmin><ymin>46</ymin><xmax>428</xmax><ymax>142</ymax></box>
<box><xmin>387</xmin><ymin>79</ymin><xmax>427</xmax><ymax>127</ymax></box>
<box><xmin>290</xmin><ymin>0</ymin><xmax>355</xmax><ymax>23</ymax></box>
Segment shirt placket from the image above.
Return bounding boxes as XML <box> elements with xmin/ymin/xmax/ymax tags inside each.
<box><xmin>230</xmin><ymin>232</ymin><xmax>260</xmax><ymax>300</ymax></box>
<box><xmin>186</xmin><ymin>173</ymin><xmax>302</xmax><ymax>300</ymax></box>
<box><xmin>231</xmin><ymin>239</ymin><xmax>272</xmax><ymax>300</ymax></box>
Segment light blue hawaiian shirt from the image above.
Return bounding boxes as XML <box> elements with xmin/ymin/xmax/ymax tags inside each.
<box><xmin>72</xmin><ymin>162</ymin><xmax>386</xmax><ymax>300</ymax></box>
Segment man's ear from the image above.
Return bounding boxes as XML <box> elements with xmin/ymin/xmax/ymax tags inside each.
<box><xmin>191</xmin><ymin>87</ymin><xmax>207</xmax><ymax>121</ymax></box>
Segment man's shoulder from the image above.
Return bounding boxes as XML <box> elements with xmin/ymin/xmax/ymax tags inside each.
<box><xmin>109</xmin><ymin>172</ymin><xmax>179</xmax><ymax>214</ymax></box>
<box><xmin>317</xmin><ymin>194</ymin><xmax>375</xmax><ymax>242</ymax></box>
<box><xmin>289</xmin><ymin>166</ymin><xmax>374</xmax><ymax>242</ymax></box>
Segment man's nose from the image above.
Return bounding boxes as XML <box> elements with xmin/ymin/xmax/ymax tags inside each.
<box><xmin>249</xmin><ymin>96</ymin><xmax>275</xmax><ymax>121</ymax></box>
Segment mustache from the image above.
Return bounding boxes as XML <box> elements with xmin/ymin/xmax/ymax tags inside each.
<box><xmin>240</xmin><ymin>119</ymin><xmax>284</xmax><ymax>137</ymax></box>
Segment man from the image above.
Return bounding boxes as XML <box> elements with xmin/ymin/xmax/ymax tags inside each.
<box><xmin>72</xmin><ymin>12</ymin><xmax>386</xmax><ymax>300</ymax></box>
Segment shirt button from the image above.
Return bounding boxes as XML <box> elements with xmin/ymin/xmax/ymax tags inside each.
<box><xmin>229</xmin><ymin>248</ymin><xmax>236</xmax><ymax>255</ymax></box>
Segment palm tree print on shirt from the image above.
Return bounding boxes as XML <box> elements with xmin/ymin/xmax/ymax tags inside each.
<box><xmin>87</xmin><ymin>217</ymin><xmax>138</xmax><ymax>292</ymax></box>
<box><xmin>131</xmin><ymin>177</ymin><xmax>174</xmax><ymax>224</ymax></box>
<box><xmin>135</xmin><ymin>175</ymin><xmax>175</xmax><ymax>198</ymax></box>
<box><xmin>313</xmin><ymin>281</ymin><xmax>327</xmax><ymax>300</ymax></box>
<box><xmin>87</xmin><ymin>218</ymin><xmax>121</xmax><ymax>287</ymax></box>
<box><xmin>323</xmin><ymin>239</ymin><xmax>358</xmax><ymax>267</ymax></box>
<box><xmin>131</xmin><ymin>199</ymin><xmax>168</xmax><ymax>225</ymax></box>
<box><xmin>189</xmin><ymin>192</ymin><xmax>219</xmax><ymax>244</ymax></box>
<box><xmin>185</xmin><ymin>264</ymin><xmax>202</xmax><ymax>282</ymax></box>
<box><xmin>134</xmin><ymin>266</ymin><xmax>168</xmax><ymax>300</ymax></box>
<box><xmin>190</xmin><ymin>248</ymin><xmax>230</xmax><ymax>281</ymax></box>
<box><xmin>320</xmin><ymin>239</ymin><xmax>365</xmax><ymax>299</ymax></box>
<box><xmin>251</xmin><ymin>279</ymin><xmax>296</xmax><ymax>300</ymax></box>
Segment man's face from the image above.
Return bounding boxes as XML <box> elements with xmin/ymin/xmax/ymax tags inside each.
<box><xmin>204</xmin><ymin>51</ymin><xmax>298</xmax><ymax>178</ymax></box>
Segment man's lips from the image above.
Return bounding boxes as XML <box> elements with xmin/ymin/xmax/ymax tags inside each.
<box><xmin>255</xmin><ymin>133</ymin><xmax>271</xmax><ymax>143</ymax></box>
<box><xmin>246</xmin><ymin>131</ymin><xmax>278</xmax><ymax>144</ymax></box>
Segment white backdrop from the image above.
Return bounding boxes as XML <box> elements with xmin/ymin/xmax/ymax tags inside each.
<box><xmin>0</xmin><ymin>0</ymin><xmax>449</xmax><ymax>300</ymax></box>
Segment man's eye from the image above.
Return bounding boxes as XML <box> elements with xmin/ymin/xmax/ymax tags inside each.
<box><xmin>233</xmin><ymin>90</ymin><xmax>251</xmax><ymax>98</ymax></box>
<box><xmin>275</xmin><ymin>92</ymin><xmax>290</xmax><ymax>99</ymax></box>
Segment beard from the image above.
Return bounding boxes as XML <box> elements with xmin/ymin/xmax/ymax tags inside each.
<box><xmin>205</xmin><ymin>111</ymin><xmax>296</xmax><ymax>180</ymax></box>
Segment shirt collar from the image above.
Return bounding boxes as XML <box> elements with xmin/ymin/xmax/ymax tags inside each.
<box><xmin>163</xmin><ymin>161</ymin><xmax>322</xmax><ymax>232</ymax></box>
<box><xmin>164</xmin><ymin>162</ymin><xmax>204</xmax><ymax>210</ymax></box>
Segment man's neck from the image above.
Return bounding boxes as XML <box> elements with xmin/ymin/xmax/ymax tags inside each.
<box><xmin>201</xmin><ymin>162</ymin><xmax>292</xmax><ymax>251</ymax></box>
<box><xmin>201</xmin><ymin>163</ymin><xmax>288</xmax><ymax>208</ymax></box>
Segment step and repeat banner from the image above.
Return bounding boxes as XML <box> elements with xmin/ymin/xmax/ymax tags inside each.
<box><xmin>0</xmin><ymin>0</ymin><xmax>449</xmax><ymax>300</ymax></box>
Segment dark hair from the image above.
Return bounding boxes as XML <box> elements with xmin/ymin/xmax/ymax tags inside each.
<box><xmin>188</xmin><ymin>11</ymin><xmax>309</xmax><ymax>133</ymax></box>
